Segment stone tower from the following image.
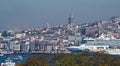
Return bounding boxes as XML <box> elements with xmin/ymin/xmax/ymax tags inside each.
<box><xmin>68</xmin><ymin>13</ymin><xmax>75</xmax><ymax>25</ymax></box>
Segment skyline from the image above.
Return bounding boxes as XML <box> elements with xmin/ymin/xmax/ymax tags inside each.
<box><xmin>0</xmin><ymin>0</ymin><xmax>120</xmax><ymax>29</ymax></box>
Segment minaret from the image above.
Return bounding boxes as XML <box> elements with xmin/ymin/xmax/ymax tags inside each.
<box><xmin>68</xmin><ymin>13</ymin><xmax>75</xmax><ymax>25</ymax></box>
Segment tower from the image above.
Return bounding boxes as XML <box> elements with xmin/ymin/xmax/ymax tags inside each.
<box><xmin>68</xmin><ymin>13</ymin><xmax>75</xmax><ymax>25</ymax></box>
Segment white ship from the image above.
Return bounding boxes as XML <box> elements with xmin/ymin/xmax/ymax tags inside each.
<box><xmin>0</xmin><ymin>53</ymin><xmax>4</xmax><ymax>56</ymax></box>
<box><xmin>67</xmin><ymin>43</ymin><xmax>120</xmax><ymax>55</ymax></box>
<box><xmin>1</xmin><ymin>58</ymin><xmax>15</xmax><ymax>66</ymax></box>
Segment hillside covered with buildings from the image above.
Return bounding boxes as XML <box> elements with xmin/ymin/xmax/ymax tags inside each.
<box><xmin>0</xmin><ymin>15</ymin><xmax>120</xmax><ymax>54</ymax></box>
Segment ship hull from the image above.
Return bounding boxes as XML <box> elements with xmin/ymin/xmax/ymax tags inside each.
<box><xmin>67</xmin><ymin>48</ymin><xmax>83</xmax><ymax>53</ymax></box>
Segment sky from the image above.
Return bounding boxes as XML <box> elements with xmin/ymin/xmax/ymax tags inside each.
<box><xmin>0</xmin><ymin>0</ymin><xmax>120</xmax><ymax>29</ymax></box>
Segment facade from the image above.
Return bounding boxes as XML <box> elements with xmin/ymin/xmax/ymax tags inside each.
<box><xmin>68</xmin><ymin>14</ymin><xmax>75</xmax><ymax>25</ymax></box>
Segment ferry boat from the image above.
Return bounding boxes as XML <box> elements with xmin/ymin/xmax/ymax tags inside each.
<box><xmin>0</xmin><ymin>53</ymin><xmax>4</xmax><ymax>56</ymax></box>
<box><xmin>1</xmin><ymin>58</ymin><xmax>15</xmax><ymax>66</ymax></box>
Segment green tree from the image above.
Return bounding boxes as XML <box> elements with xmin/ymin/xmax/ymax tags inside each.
<box><xmin>24</xmin><ymin>55</ymin><xmax>48</xmax><ymax>66</ymax></box>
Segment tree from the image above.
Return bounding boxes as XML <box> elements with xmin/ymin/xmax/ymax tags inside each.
<box><xmin>24</xmin><ymin>55</ymin><xmax>48</xmax><ymax>66</ymax></box>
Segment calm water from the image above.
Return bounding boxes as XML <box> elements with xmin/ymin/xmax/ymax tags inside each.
<box><xmin>1</xmin><ymin>53</ymin><xmax>120</xmax><ymax>64</ymax></box>
<box><xmin>0</xmin><ymin>53</ymin><xmax>40</xmax><ymax>63</ymax></box>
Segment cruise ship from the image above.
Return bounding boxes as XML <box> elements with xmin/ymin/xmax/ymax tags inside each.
<box><xmin>67</xmin><ymin>34</ymin><xmax>120</xmax><ymax>55</ymax></box>
<box><xmin>82</xmin><ymin>34</ymin><xmax>120</xmax><ymax>45</ymax></box>
<box><xmin>67</xmin><ymin>43</ymin><xmax>108</xmax><ymax>52</ymax></box>
<box><xmin>67</xmin><ymin>43</ymin><xmax>120</xmax><ymax>55</ymax></box>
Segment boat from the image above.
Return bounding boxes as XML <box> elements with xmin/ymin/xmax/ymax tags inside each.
<box><xmin>67</xmin><ymin>43</ymin><xmax>109</xmax><ymax>53</ymax></box>
<box><xmin>66</xmin><ymin>43</ymin><xmax>120</xmax><ymax>55</ymax></box>
<box><xmin>0</xmin><ymin>53</ymin><xmax>4</xmax><ymax>56</ymax></box>
<box><xmin>1</xmin><ymin>58</ymin><xmax>15</xmax><ymax>66</ymax></box>
<box><xmin>82</xmin><ymin>34</ymin><xmax>120</xmax><ymax>46</ymax></box>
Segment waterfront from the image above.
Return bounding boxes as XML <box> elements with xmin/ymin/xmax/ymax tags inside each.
<box><xmin>0</xmin><ymin>53</ymin><xmax>40</xmax><ymax>63</ymax></box>
<box><xmin>1</xmin><ymin>53</ymin><xmax>120</xmax><ymax>66</ymax></box>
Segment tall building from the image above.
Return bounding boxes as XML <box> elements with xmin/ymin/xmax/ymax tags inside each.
<box><xmin>68</xmin><ymin>14</ymin><xmax>75</xmax><ymax>25</ymax></box>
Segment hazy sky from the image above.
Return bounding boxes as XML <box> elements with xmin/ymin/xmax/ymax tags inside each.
<box><xmin>0</xmin><ymin>0</ymin><xmax>120</xmax><ymax>29</ymax></box>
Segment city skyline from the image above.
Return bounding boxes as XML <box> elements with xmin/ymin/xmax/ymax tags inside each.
<box><xmin>0</xmin><ymin>0</ymin><xmax>120</xmax><ymax>29</ymax></box>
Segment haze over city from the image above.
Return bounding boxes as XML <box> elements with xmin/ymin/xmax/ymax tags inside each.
<box><xmin>1</xmin><ymin>1</ymin><xmax>120</xmax><ymax>66</ymax></box>
<box><xmin>0</xmin><ymin>0</ymin><xmax>120</xmax><ymax>29</ymax></box>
